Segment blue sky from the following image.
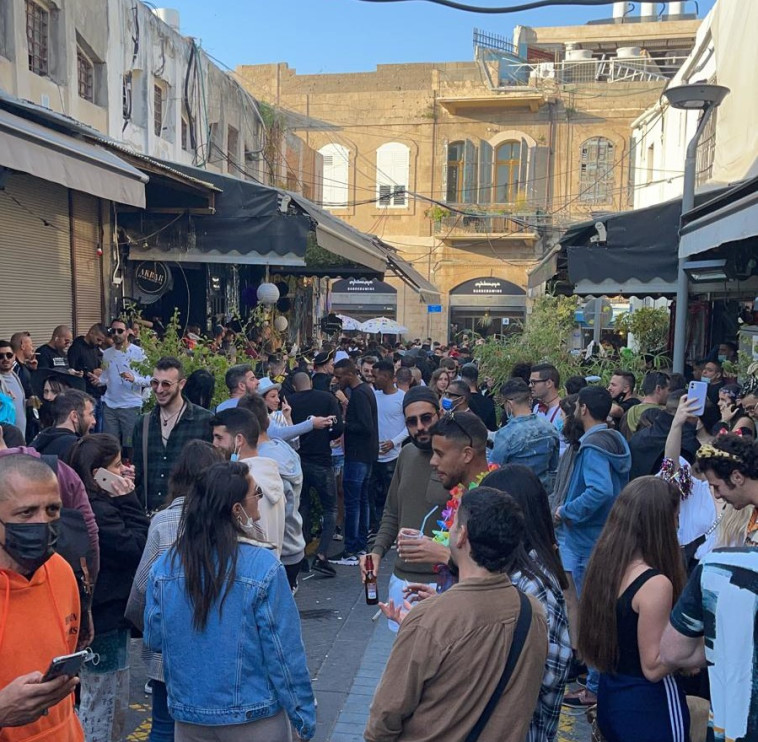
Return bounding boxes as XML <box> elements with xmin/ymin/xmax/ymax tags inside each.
<box><xmin>167</xmin><ymin>0</ymin><xmax>717</xmax><ymax>75</ymax></box>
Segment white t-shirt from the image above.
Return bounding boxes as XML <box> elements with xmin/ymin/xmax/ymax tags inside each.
<box><xmin>374</xmin><ymin>388</ymin><xmax>406</xmax><ymax>463</ymax></box>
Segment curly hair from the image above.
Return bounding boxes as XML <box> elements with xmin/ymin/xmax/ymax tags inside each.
<box><xmin>696</xmin><ymin>434</ymin><xmax>758</xmax><ymax>481</ymax></box>
<box><xmin>457</xmin><ymin>487</ymin><xmax>524</xmax><ymax>573</ymax></box>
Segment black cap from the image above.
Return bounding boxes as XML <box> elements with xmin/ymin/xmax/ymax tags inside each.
<box><xmin>402</xmin><ymin>386</ymin><xmax>440</xmax><ymax>411</ymax></box>
<box><xmin>313</xmin><ymin>350</ymin><xmax>334</xmax><ymax>366</ymax></box>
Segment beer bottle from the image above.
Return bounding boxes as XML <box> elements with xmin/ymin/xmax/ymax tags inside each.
<box><xmin>365</xmin><ymin>554</ymin><xmax>378</xmax><ymax>605</ymax></box>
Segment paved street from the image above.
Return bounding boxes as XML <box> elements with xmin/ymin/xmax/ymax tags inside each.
<box><xmin>124</xmin><ymin>549</ymin><xmax>589</xmax><ymax>741</ymax></box>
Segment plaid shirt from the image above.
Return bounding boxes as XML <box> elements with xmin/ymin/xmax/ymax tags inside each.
<box><xmin>512</xmin><ymin>552</ymin><xmax>572</xmax><ymax>742</ymax></box>
<box><xmin>125</xmin><ymin>497</ymin><xmax>185</xmax><ymax>681</ymax></box>
<box><xmin>133</xmin><ymin>401</ymin><xmax>213</xmax><ymax>513</ymax></box>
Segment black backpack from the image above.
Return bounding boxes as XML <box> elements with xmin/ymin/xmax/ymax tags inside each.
<box><xmin>40</xmin><ymin>455</ymin><xmax>94</xmax><ymax>642</ymax></box>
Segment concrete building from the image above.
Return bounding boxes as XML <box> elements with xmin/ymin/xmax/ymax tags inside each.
<box><xmin>238</xmin><ymin>6</ymin><xmax>699</xmax><ymax>340</ymax></box>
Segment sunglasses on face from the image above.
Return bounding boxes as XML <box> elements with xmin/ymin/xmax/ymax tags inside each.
<box><xmin>405</xmin><ymin>412</ymin><xmax>437</xmax><ymax>428</ymax></box>
<box><xmin>444</xmin><ymin>391</ymin><xmax>463</xmax><ymax>399</ymax></box>
<box><xmin>150</xmin><ymin>378</ymin><xmax>179</xmax><ymax>390</ymax></box>
<box><xmin>111</xmin><ymin>328</ymin><xmax>126</xmax><ymax>334</ymax></box>
<box><xmin>529</xmin><ymin>378</ymin><xmax>547</xmax><ymax>386</ymax></box>
<box><xmin>252</xmin><ymin>486</ymin><xmax>263</xmax><ymax>500</ymax></box>
<box><xmin>0</xmin><ymin>352</ymin><xmax>14</xmax><ymax>360</ymax></box>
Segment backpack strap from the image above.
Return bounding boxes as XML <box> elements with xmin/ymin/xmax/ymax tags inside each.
<box><xmin>465</xmin><ymin>590</ymin><xmax>532</xmax><ymax>742</ymax></box>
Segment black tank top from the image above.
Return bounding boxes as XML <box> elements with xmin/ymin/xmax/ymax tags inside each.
<box><xmin>615</xmin><ymin>568</ymin><xmax>660</xmax><ymax>677</ymax></box>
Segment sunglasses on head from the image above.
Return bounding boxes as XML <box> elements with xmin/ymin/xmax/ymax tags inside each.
<box><xmin>442</xmin><ymin>411</ymin><xmax>473</xmax><ymax>448</ymax></box>
<box><xmin>150</xmin><ymin>378</ymin><xmax>179</xmax><ymax>390</ymax></box>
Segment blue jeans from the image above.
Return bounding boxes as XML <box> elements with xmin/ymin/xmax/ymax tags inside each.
<box><xmin>567</xmin><ymin>550</ymin><xmax>599</xmax><ymax>695</ymax></box>
<box><xmin>343</xmin><ymin>460</ymin><xmax>372</xmax><ymax>554</ymax></box>
<box><xmin>370</xmin><ymin>460</ymin><xmax>396</xmax><ymax>531</ymax></box>
<box><xmin>150</xmin><ymin>680</ymin><xmax>174</xmax><ymax>742</ymax></box>
<box><xmin>299</xmin><ymin>460</ymin><xmax>338</xmax><ymax>558</ymax></box>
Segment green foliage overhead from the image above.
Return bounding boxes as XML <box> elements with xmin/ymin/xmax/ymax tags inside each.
<box><xmin>614</xmin><ymin>307</ymin><xmax>670</xmax><ymax>355</ymax></box>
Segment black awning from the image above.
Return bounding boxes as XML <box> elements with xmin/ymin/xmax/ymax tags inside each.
<box><xmin>563</xmin><ymin>187</ymin><xmax>730</xmax><ymax>295</ymax></box>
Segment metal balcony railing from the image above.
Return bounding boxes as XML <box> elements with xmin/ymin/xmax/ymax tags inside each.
<box><xmin>484</xmin><ymin>54</ymin><xmax>690</xmax><ymax>88</ymax></box>
<box><xmin>433</xmin><ymin>211</ymin><xmax>551</xmax><ymax>236</ymax></box>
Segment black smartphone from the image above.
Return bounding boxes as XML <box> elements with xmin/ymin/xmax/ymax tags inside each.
<box><xmin>41</xmin><ymin>650</ymin><xmax>90</xmax><ymax>682</ymax></box>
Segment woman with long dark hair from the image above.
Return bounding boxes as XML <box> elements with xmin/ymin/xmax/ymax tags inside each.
<box><xmin>67</xmin><ymin>433</ymin><xmax>150</xmax><ymax>742</ymax></box>
<box><xmin>578</xmin><ymin>477</ymin><xmax>689</xmax><ymax>742</ymax></box>
<box><xmin>126</xmin><ymin>440</ymin><xmax>224</xmax><ymax>742</ymax></box>
<box><xmin>144</xmin><ymin>461</ymin><xmax>315</xmax><ymax>742</ymax></box>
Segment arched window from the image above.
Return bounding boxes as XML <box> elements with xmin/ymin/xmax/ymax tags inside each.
<box><xmin>580</xmin><ymin>137</ymin><xmax>615</xmax><ymax>203</ymax></box>
<box><xmin>446</xmin><ymin>141</ymin><xmax>464</xmax><ymax>203</ymax></box>
<box><xmin>376</xmin><ymin>142</ymin><xmax>410</xmax><ymax>207</ymax></box>
<box><xmin>319</xmin><ymin>143</ymin><xmax>349</xmax><ymax>208</ymax></box>
<box><xmin>495</xmin><ymin>141</ymin><xmax>524</xmax><ymax>204</ymax></box>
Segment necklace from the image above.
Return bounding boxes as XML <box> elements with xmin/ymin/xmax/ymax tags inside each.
<box><xmin>160</xmin><ymin>401</ymin><xmax>185</xmax><ymax>428</ymax></box>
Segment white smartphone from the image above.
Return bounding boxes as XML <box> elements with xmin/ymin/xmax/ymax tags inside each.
<box><xmin>94</xmin><ymin>467</ymin><xmax>128</xmax><ymax>496</ymax></box>
<box><xmin>688</xmin><ymin>380</ymin><xmax>708</xmax><ymax>417</ymax></box>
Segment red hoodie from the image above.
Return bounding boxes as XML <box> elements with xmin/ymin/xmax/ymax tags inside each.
<box><xmin>0</xmin><ymin>554</ymin><xmax>84</xmax><ymax>742</ymax></box>
<box><xmin>0</xmin><ymin>448</ymin><xmax>99</xmax><ymax>582</ymax></box>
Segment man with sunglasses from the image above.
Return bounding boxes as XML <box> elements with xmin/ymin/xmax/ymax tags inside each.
<box><xmin>360</xmin><ymin>386</ymin><xmax>449</xmax><ymax>631</ymax></box>
<box><xmin>100</xmin><ymin>319</ymin><xmax>151</xmax><ymax>460</ymax></box>
<box><xmin>132</xmin><ymin>357</ymin><xmax>213</xmax><ymax>514</ymax></box>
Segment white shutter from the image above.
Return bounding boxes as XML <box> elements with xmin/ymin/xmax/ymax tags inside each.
<box><xmin>318</xmin><ymin>144</ymin><xmax>349</xmax><ymax>208</ymax></box>
<box><xmin>376</xmin><ymin>143</ymin><xmax>409</xmax><ymax>207</ymax></box>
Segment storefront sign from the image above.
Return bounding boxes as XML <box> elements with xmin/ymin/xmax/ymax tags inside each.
<box><xmin>135</xmin><ymin>261</ymin><xmax>170</xmax><ymax>296</ymax></box>
<box><xmin>450</xmin><ymin>277</ymin><xmax>526</xmax><ymax>296</ymax></box>
<box><xmin>332</xmin><ymin>278</ymin><xmax>396</xmax><ymax>295</ymax></box>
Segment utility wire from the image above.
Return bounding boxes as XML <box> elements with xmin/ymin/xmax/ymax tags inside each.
<box><xmin>355</xmin><ymin>0</ymin><xmax>626</xmax><ymax>13</ymax></box>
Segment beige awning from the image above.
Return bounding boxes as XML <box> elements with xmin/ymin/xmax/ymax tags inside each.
<box><xmin>385</xmin><ymin>250</ymin><xmax>441</xmax><ymax>304</ymax></box>
<box><xmin>0</xmin><ymin>108</ymin><xmax>147</xmax><ymax>207</ymax></box>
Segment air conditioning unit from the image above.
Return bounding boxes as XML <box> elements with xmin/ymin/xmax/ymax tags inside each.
<box><xmin>535</xmin><ymin>63</ymin><xmax>556</xmax><ymax>79</ymax></box>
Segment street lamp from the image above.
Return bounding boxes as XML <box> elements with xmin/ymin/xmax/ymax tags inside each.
<box><xmin>664</xmin><ymin>83</ymin><xmax>730</xmax><ymax>373</ymax></box>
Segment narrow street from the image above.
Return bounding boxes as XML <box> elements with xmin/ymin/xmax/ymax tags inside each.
<box><xmin>124</xmin><ymin>549</ymin><xmax>590</xmax><ymax>741</ymax></box>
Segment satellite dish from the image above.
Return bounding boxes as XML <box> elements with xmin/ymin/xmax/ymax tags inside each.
<box><xmin>583</xmin><ymin>298</ymin><xmax>613</xmax><ymax>329</ymax></box>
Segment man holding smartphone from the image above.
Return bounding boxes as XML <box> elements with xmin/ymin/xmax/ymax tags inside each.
<box><xmin>0</xmin><ymin>453</ymin><xmax>84</xmax><ymax>740</ymax></box>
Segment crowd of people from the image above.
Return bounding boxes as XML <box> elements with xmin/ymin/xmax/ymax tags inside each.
<box><xmin>1</xmin><ymin>321</ymin><xmax>757</xmax><ymax>742</ymax></box>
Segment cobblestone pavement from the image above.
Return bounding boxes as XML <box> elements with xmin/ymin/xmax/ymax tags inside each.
<box><xmin>124</xmin><ymin>549</ymin><xmax>590</xmax><ymax>741</ymax></box>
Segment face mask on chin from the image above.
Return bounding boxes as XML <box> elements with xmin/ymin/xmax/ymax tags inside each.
<box><xmin>0</xmin><ymin>518</ymin><xmax>59</xmax><ymax>575</ymax></box>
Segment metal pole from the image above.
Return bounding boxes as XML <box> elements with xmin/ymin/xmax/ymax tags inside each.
<box><xmin>672</xmin><ymin>105</ymin><xmax>715</xmax><ymax>373</ymax></box>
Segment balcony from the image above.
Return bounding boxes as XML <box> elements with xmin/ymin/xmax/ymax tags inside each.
<box><xmin>433</xmin><ymin>210</ymin><xmax>549</xmax><ymax>243</ymax></box>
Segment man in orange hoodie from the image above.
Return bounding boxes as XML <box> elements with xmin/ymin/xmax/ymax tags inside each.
<box><xmin>0</xmin><ymin>453</ymin><xmax>83</xmax><ymax>741</ymax></box>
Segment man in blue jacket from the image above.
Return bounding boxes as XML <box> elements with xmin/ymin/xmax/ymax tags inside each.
<box><xmin>555</xmin><ymin>385</ymin><xmax>630</xmax><ymax>707</ymax></box>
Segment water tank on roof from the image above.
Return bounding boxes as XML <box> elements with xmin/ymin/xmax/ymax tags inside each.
<box><xmin>565</xmin><ymin>49</ymin><xmax>594</xmax><ymax>61</ymax></box>
<box><xmin>617</xmin><ymin>46</ymin><xmax>642</xmax><ymax>59</ymax></box>
<box><xmin>154</xmin><ymin>8</ymin><xmax>180</xmax><ymax>31</ymax></box>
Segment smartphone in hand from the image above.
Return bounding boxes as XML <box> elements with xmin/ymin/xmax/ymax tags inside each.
<box><xmin>688</xmin><ymin>380</ymin><xmax>708</xmax><ymax>417</ymax></box>
<box><xmin>41</xmin><ymin>650</ymin><xmax>90</xmax><ymax>682</ymax></box>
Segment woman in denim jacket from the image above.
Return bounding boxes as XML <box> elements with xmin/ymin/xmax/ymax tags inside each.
<box><xmin>144</xmin><ymin>461</ymin><xmax>315</xmax><ymax>742</ymax></box>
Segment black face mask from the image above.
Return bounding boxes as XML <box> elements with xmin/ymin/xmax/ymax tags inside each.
<box><xmin>0</xmin><ymin>518</ymin><xmax>59</xmax><ymax>575</ymax></box>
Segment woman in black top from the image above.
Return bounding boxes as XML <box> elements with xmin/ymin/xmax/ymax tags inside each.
<box><xmin>578</xmin><ymin>477</ymin><xmax>689</xmax><ymax>742</ymax></box>
<box><xmin>68</xmin><ymin>433</ymin><xmax>150</xmax><ymax>741</ymax></box>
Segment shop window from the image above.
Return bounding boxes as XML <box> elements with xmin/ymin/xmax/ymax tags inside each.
<box><xmin>376</xmin><ymin>142</ymin><xmax>409</xmax><ymax>208</ymax></box>
<box><xmin>76</xmin><ymin>47</ymin><xmax>94</xmax><ymax>102</ymax></box>
<box><xmin>579</xmin><ymin>136</ymin><xmax>615</xmax><ymax>203</ymax></box>
<box><xmin>495</xmin><ymin>141</ymin><xmax>524</xmax><ymax>204</ymax></box>
<box><xmin>319</xmin><ymin>143</ymin><xmax>349</xmax><ymax>209</ymax></box>
<box><xmin>26</xmin><ymin>0</ymin><xmax>48</xmax><ymax>77</ymax></box>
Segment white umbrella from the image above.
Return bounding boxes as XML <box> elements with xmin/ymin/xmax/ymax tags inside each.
<box><xmin>336</xmin><ymin>314</ymin><xmax>363</xmax><ymax>331</ymax></box>
<box><xmin>360</xmin><ymin>317</ymin><xmax>409</xmax><ymax>334</ymax></box>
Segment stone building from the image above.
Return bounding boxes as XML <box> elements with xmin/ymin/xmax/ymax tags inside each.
<box><xmin>238</xmin><ymin>6</ymin><xmax>700</xmax><ymax>340</ymax></box>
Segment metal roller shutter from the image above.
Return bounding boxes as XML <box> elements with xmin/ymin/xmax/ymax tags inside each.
<box><xmin>0</xmin><ymin>174</ymin><xmax>72</xmax><ymax>342</ymax></box>
<box><xmin>71</xmin><ymin>192</ymin><xmax>104</xmax><ymax>333</ymax></box>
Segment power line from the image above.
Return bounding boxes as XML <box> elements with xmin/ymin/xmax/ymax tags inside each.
<box><xmin>355</xmin><ymin>0</ymin><xmax>626</xmax><ymax>13</ymax></box>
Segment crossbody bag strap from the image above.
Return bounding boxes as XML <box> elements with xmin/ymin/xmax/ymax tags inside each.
<box><xmin>142</xmin><ymin>411</ymin><xmax>151</xmax><ymax>513</ymax></box>
<box><xmin>465</xmin><ymin>590</ymin><xmax>533</xmax><ymax>742</ymax></box>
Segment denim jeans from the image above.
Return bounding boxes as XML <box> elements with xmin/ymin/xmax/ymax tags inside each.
<box><xmin>567</xmin><ymin>550</ymin><xmax>600</xmax><ymax>695</ymax></box>
<box><xmin>343</xmin><ymin>459</ymin><xmax>372</xmax><ymax>554</ymax></box>
<box><xmin>370</xmin><ymin>460</ymin><xmax>396</xmax><ymax>531</ymax></box>
<box><xmin>299</xmin><ymin>460</ymin><xmax>338</xmax><ymax>558</ymax></box>
<box><xmin>150</xmin><ymin>680</ymin><xmax>175</xmax><ymax>742</ymax></box>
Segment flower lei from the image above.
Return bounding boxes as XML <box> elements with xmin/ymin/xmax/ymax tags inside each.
<box><xmin>432</xmin><ymin>463</ymin><xmax>499</xmax><ymax>547</ymax></box>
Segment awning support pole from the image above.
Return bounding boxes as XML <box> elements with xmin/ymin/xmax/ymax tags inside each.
<box><xmin>673</xmin><ymin>106</ymin><xmax>716</xmax><ymax>374</ymax></box>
